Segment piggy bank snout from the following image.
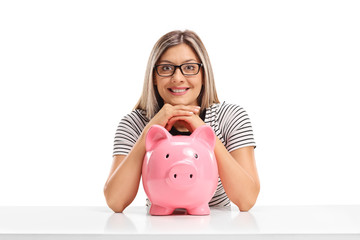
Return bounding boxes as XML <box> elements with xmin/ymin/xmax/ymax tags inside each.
<box><xmin>168</xmin><ymin>163</ymin><xmax>197</xmax><ymax>186</ymax></box>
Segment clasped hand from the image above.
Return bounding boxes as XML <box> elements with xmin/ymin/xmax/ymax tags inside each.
<box><xmin>144</xmin><ymin>103</ymin><xmax>206</xmax><ymax>135</ymax></box>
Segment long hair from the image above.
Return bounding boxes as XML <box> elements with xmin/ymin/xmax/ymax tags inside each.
<box><xmin>134</xmin><ymin>30</ymin><xmax>220</xmax><ymax>119</ymax></box>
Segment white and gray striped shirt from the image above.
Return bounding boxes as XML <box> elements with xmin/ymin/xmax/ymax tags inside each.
<box><xmin>113</xmin><ymin>101</ymin><xmax>256</xmax><ymax>207</ymax></box>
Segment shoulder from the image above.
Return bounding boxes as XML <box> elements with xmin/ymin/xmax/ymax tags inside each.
<box><xmin>208</xmin><ymin>101</ymin><xmax>247</xmax><ymax>118</ymax></box>
<box><xmin>121</xmin><ymin>109</ymin><xmax>149</xmax><ymax>124</ymax></box>
<box><xmin>209</xmin><ymin>102</ymin><xmax>254</xmax><ymax>131</ymax></box>
<box><xmin>117</xmin><ymin>109</ymin><xmax>149</xmax><ymax>134</ymax></box>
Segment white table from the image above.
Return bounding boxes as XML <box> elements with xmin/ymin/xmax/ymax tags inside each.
<box><xmin>0</xmin><ymin>205</ymin><xmax>359</xmax><ymax>239</ymax></box>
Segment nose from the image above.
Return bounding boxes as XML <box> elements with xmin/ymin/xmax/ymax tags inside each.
<box><xmin>171</xmin><ymin>68</ymin><xmax>185</xmax><ymax>83</ymax></box>
<box><xmin>168</xmin><ymin>163</ymin><xmax>197</xmax><ymax>187</ymax></box>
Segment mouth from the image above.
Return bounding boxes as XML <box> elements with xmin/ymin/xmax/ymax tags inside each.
<box><xmin>169</xmin><ymin>88</ymin><xmax>189</xmax><ymax>93</ymax></box>
<box><xmin>168</xmin><ymin>88</ymin><xmax>190</xmax><ymax>95</ymax></box>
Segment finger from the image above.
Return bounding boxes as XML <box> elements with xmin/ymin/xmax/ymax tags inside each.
<box><xmin>162</xmin><ymin>105</ymin><xmax>199</xmax><ymax>119</ymax></box>
<box><xmin>173</xmin><ymin>105</ymin><xmax>200</xmax><ymax>114</ymax></box>
<box><xmin>167</xmin><ymin>116</ymin><xmax>192</xmax><ymax>129</ymax></box>
<box><xmin>165</xmin><ymin>116</ymin><xmax>190</xmax><ymax>131</ymax></box>
<box><xmin>172</xmin><ymin>110</ymin><xmax>195</xmax><ymax>117</ymax></box>
<box><xmin>175</xmin><ymin>115</ymin><xmax>206</xmax><ymax>131</ymax></box>
<box><xmin>172</xmin><ymin>104</ymin><xmax>199</xmax><ymax>108</ymax></box>
<box><xmin>165</xmin><ymin>123</ymin><xmax>173</xmax><ymax>132</ymax></box>
<box><xmin>166</xmin><ymin>117</ymin><xmax>180</xmax><ymax>131</ymax></box>
<box><xmin>179</xmin><ymin>120</ymin><xmax>193</xmax><ymax>132</ymax></box>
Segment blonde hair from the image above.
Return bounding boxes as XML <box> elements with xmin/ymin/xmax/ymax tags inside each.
<box><xmin>134</xmin><ymin>30</ymin><xmax>220</xmax><ymax>119</ymax></box>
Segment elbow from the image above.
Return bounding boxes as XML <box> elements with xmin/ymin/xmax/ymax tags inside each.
<box><xmin>105</xmin><ymin>196</ymin><xmax>127</xmax><ymax>213</ymax></box>
<box><xmin>103</xmin><ymin>185</ymin><xmax>127</xmax><ymax>213</ymax></box>
<box><xmin>236</xmin><ymin>198</ymin><xmax>258</xmax><ymax>212</ymax></box>
<box><xmin>235</xmin><ymin>183</ymin><xmax>260</xmax><ymax>212</ymax></box>
<box><xmin>109</xmin><ymin>204</ymin><xmax>126</xmax><ymax>213</ymax></box>
<box><xmin>237</xmin><ymin>201</ymin><xmax>255</xmax><ymax>212</ymax></box>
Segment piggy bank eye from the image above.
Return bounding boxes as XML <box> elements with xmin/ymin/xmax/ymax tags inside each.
<box><xmin>194</xmin><ymin>153</ymin><xmax>198</xmax><ymax>159</ymax></box>
<box><xmin>166</xmin><ymin>154</ymin><xmax>169</xmax><ymax>158</ymax></box>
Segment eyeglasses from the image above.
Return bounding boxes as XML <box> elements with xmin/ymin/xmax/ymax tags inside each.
<box><xmin>154</xmin><ymin>63</ymin><xmax>203</xmax><ymax>77</ymax></box>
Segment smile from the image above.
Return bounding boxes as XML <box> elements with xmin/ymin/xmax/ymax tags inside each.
<box><xmin>168</xmin><ymin>88</ymin><xmax>189</xmax><ymax>95</ymax></box>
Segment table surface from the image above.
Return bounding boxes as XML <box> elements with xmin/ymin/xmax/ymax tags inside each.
<box><xmin>0</xmin><ymin>205</ymin><xmax>360</xmax><ymax>239</ymax></box>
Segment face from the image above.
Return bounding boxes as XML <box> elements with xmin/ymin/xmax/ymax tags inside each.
<box><xmin>154</xmin><ymin>43</ymin><xmax>203</xmax><ymax>106</ymax></box>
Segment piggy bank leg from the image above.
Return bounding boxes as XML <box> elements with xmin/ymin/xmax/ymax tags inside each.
<box><xmin>187</xmin><ymin>204</ymin><xmax>210</xmax><ymax>215</ymax></box>
<box><xmin>150</xmin><ymin>204</ymin><xmax>174</xmax><ymax>215</ymax></box>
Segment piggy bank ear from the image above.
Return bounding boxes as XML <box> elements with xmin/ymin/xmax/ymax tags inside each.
<box><xmin>191</xmin><ymin>125</ymin><xmax>216</xmax><ymax>150</ymax></box>
<box><xmin>145</xmin><ymin>125</ymin><xmax>172</xmax><ymax>151</ymax></box>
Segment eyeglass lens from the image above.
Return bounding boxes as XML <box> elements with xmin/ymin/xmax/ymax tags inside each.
<box><xmin>156</xmin><ymin>63</ymin><xmax>200</xmax><ymax>76</ymax></box>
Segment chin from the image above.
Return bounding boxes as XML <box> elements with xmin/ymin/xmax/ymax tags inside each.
<box><xmin>168</xmin><ymin>101</ymin><xmax>186</xmax><ymax>106</ymax></box>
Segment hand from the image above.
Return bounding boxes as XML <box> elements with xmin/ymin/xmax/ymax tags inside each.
<box><xmin>165</xmin><ymin>111</ymin><xmax>206</xmax><ymax>133</ymax></box>
<box><xmin>142</xmin><ymin>103</ymin><xmax>200</xmax><ymax>136</ymax></box>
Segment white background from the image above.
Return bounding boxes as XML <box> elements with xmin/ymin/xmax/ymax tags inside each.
<box><xmin>0</xmin><ymin>0</ymin><xmax>359</xmax><ymax>207</ymax></box>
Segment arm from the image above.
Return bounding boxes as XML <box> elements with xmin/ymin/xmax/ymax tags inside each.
<box><xmin>166</xmin><ymin>108</ymin><xmax>260</xmax><ymax>211</ymax></box>
<box><xmin>104</xmin><ymin>104</ymin><xmax>200</xmax><ymax>213</ymax></box>
<box><xmin>103</xmin><ymin>132</ymin><xmax>146</xmax><ymax>213</ymax></box>
<box><xmin>214</xmin><ymin>143</ymin><xmax>260</xmax><ymax>211</ymax></box>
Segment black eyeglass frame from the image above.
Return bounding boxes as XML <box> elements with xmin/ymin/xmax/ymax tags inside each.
<box><xmin>154</xmin><ymin>63</ymin><xmax>203</xmax><ymax>77</ymax></box>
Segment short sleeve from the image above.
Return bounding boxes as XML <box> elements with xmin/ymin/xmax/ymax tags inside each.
<box><xmin>113</xmin><ymin>110</ymin><xmax>147</xmax><ymax>156</ymax></box>
<box><xmin>222</xmin><ymin>104</ymin><xmax>256</xmax><ymax>152</ymax></box>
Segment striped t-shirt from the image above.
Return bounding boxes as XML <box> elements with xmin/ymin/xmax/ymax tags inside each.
<box><xmin>113</xmin><ymin>101</ymin><xmax>256</xmax><ymax>207</ymax></box>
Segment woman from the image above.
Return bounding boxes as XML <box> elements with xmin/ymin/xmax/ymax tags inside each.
<box><xmin>104</xmin><ymin>30</ymin><xmax>260</xmax><ymax>213</ymax></box>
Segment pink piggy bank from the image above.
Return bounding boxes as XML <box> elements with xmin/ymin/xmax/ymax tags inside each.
<box><xmin>142</xmin><ymin>124</ymin><xmax>218</xmax><ymax>216</ymax></box>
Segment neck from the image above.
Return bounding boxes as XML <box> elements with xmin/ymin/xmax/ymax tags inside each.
<box><xmin>173</xmin><ymin>122</ymin><xmax>189</xmax><ymax>132</ymax></box>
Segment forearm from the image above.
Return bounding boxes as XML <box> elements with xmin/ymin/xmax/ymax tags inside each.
<box><xmin>104</xmin><ymin>133</ymin><xmax>146</xmax><ymax>212</ymax></box>
<box><xmin>214</xmin><ymin>137</ymin><xmax>260</xmax><ymax>211</ymax></box>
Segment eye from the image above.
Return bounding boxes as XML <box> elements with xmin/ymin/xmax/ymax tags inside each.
<box><xmin>194</xmin><ymin>153</ymin><xmax>198</xmax><ymax>159</ymax></box>
<box><xmin>161</xmin><ymin>65</ymin><xmax>173</xmax><ymax>71</ymax></box>
<box><xmin>185</xmin><ymin>65</ymin><xmax>195</xmax><ymax>70</ymax></box>
<box><xmin>166</xmin><ymin>154</ymin><xmax>170</xmax><ymax>158</ymax></box>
